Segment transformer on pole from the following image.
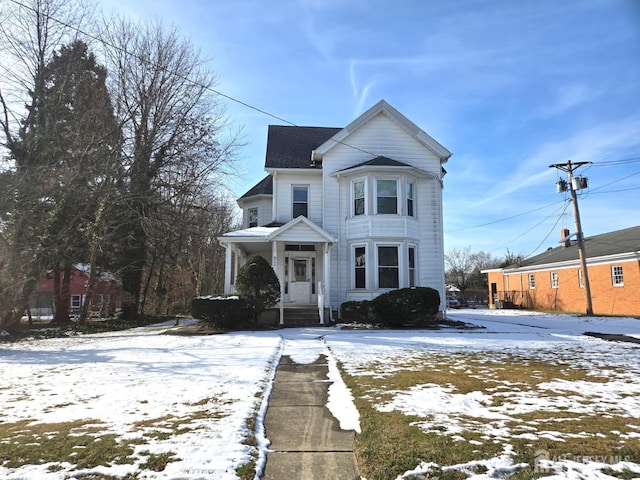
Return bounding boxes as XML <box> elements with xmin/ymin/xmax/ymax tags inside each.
<box><xmin>548</xmin><ymin>160</ymin><xmax>593</xmax><ymax>315</ymax></box>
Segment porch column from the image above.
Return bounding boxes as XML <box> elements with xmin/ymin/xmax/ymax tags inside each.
<box><xmin>272</xmin><ymin>240</ymin><xmax>284</xmax><ymax>325</ymax></box>
<box><xmin>323</xmin><ymin>242</ymin><xmax>331</xmax><ymax>320</ymax></box>
<box><xmin>223</xmin><ymin>244</ymin><xmax>232</xmax><ymax>294</ymax></box>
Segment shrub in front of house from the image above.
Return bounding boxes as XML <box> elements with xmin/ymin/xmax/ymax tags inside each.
<box><xmin>340</xmin><ymin>300</ymin><xmax>375</xmax><ymax>324</ymax></box>
<box><xmin>340</xmin><ymin>287</ymin><xmax>441</xmax><ymax>328</ymax></box>
<box><xmin>234</xmin><ymin>255</ymin><xmax>280</xmax><ymax>326</ymax></box>
<box><xmin>190</xmin><ymin>296</ymin><xmax>250</xmax><ymax>329</ymax></box>
<box><xmin>372</xmin><ymin>287</ymin><xmax>440</xmax><ymax>327</ymax></box>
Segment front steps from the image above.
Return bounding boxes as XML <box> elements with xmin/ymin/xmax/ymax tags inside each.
<box><xmin>282</xmin><ymin>306</ymin><xmax>328</xmax><ymax>327</ymax></box>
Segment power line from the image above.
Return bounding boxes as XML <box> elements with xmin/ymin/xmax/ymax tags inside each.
<box><xmin>5</xmin><ymin>0</ymin><xmax>382</xmax><ymax>160</ymax></box>
<box><xmin>445</xmin><ymin>199</ymin><xmax>565</xmax><ymax>233</ymax></box>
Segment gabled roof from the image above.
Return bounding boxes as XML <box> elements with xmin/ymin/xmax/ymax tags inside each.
<box><xmin>509</xmin><ymin>225</ymin><xmax>640</xmax><ymax>269</ymax></box>
<box><xmin>312</xmin><ymin>99</ymin><xmax>452</xmax><ymax>163</ymax></box>
<box><xmin>218</xmin><ymin>216</ymin><xmax>335</xmax><ymax>245</ymax></box>
<box><xmin>345</xmin><ymin>156</ymin><xmax>411</xmax><ymax>169</ymax></box>
<box><xmin>239</xmin><ymin>175</ymin><xmax>272</xmax><ymax>200</ymax></box>
<box><xmin>265</xmin><ymin>126</ymin><xmax>341</xmax><ymax>169</ymax></box>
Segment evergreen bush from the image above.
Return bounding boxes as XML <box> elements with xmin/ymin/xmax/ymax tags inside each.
<box><xmin>340</xmin><ymin>287</ymin><xmax>440</xmax><ymax>328</ymax></box>
<box><xmin>234</xmin><ymin>255</ymin><xmax>280</xmax><ymax>325</ymax></box>
<box><xmin>372</xmin><ymin>287</ymin><xmax>440</xmax><ymax>327</ymax></box>
<box><xmin>190</xmin><ymin>296</ymin><xmax>248</xmax><ymax>329</ymax></box>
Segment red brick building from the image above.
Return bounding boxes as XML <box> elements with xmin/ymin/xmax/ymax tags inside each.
<box><xmin>484</xmin><ymin>226</ymin><xmax>640</xmax><ymax>316</ymax></box>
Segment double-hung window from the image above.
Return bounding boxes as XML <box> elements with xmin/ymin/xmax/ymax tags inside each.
<box><xmin>376</xmin><ymin>179</ymin><xmax>397</xmax><ymax>214</ymax></box>
<box><xmin>528</xmin><ymin>274</ymin><xmax>535</xmax><ymax>289</ymax></box>
<box><xmin>612</xmin><ymin>266</ymin><xmax>624</xmax><ymax>286</ymax></box>
<box><xmin>378</xmin><ymin>246</ymin><xmax>399</xmax><ymax>288</ymax></box>
<box><xmin>353</xmin><ymin>180</ymin><xmax>365</xmax><ymax>216</ymax></box>
<box><xmin>406</xmin><ymin>181</ymin><xmax>415</xmax><ymax>217</ymax></box>
<box><xmin>408</xmin><ymin>246</ymin><xmax>416</xmax><ymax>287</ymax></box>
<box><xmin>354</xmin><ymin>246</ymin><xmax>366</xmax><ymax>289</ymax></box>
<box><xmin>551</xmin><ymin>272</ymin><xmax>559</xmax><ymax>289</ymax></box>
<box><xmin>248</xmin><ymin>208</ymin><xmax>258</xmax><ymax>227</ymax></box>
<box><xmin>292</xmin><ymin>186</ymin><xmax>308</xmax><ymax>218</ymax></box>
<box><xmin>71</xmin><ymin>295</ymin><xmax>82</xmax><ymax>309</ymax></box>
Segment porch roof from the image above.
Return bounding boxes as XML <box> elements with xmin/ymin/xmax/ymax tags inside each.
<box><xmin>218</xmin><ymin>216</ymin><xmax>335</xmax><ymax>254</ymax></box>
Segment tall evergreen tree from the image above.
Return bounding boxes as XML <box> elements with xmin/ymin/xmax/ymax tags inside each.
<box><xmin>10</xmin><ymin>40</ymin><xmax>121</xmax><ymax>325</ymax></box>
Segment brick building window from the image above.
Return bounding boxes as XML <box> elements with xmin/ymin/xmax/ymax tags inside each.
<box><xmin>612</xmin><ymin>266</ymin><xmax>624</xmax><ymax>286</ymax></box>
<box><xmin>550</xmin><ymin>272</ymin><xmax>559</xmax><ymax>289</ymax></box>
<box><xmin>528</xmin><ymin>274</ymin><xmax>535</xmax><ymax>289</ymax></box>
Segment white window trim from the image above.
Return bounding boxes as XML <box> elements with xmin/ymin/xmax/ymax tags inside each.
<box><xmin>352</xmin><ymin>243</ymin><xmax>368</xmax><ymax>290</ymax></box>
<box><xmin>550</xmin><ymin>272</ymin><xmax>559</xmax><ymax>289</ymax></box>
<box><xmin>292</xmin><ymin>184</ymin><xmax>309</xmax><ymax>218</ymax></box>
<box><xmin>351</xmin><ymin>178</ymin><xmax>367</xmax><ymax>217</ymax></box>
<box><xmin>406</xmin><ymin>180</ymin><xmax>416</xmax><ymax>217</ymax></box>
<box><xmin>612</xmin><ymin>265</ymin><xmax>624</xmax><ymax>286</ymax></box>
<box><xmin>374</xmin><ymin>177</ymin><xmax>400</xmax><ymax>215</ymax></box>
<box><xmin>375</xmin><ymin>242</ymin><xmax>402</xmax><ymax>290</ymax></box>
<box><xmin>407</xmin><ymin>244</ymin><xmax>417</xmax><ymax>288</ymax></box>
<box><xmin>248</xmin><ymin>207</ymin><xmax>258</xmax><ymax>228</ymax></box>
<box><xmin>528</xmin><ymin>273</ymin><xmax>535</xmax><ymax>289</ymax></box>
<box><xmin>70</xmin><ymin>294</ymin><xmax>82</xmax><ymax>308</ymax></box>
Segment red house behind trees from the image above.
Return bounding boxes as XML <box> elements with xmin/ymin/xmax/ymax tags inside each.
<box><xmin>31</xmin><ymin>265</ymin><xmax>121</xmax><ymax>318</ymax></box>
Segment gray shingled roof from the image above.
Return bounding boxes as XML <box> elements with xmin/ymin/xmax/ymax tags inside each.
<box><xmin>338</xmin><ymin>156</ymin><xmax>411</xmax><ymax>172</ymax></box>
<box><xmin>265</xmin><ymin>125</ymin><xmax>341</xmax><ymax>169</ymax></box>
<box><xmin>515</xmin><ymin>225</ymin><xmax>640</xmax><ymax>268</ymax></box>
<box><xmin>239</xmin><ymin>175</ymin><xmax>272</xmax><ymax>200</ymax></box>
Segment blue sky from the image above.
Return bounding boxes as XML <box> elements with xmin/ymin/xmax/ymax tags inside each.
<box><xmin>100</xmin><ymin>0</ymin><xmax>640</xmax><ymax>259</ymax></box>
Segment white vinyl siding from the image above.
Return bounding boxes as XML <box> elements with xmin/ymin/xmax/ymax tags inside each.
<box><xmin>321</xmin><ymin>112</ymin><xmax>445</xmax><ymax>307</ymax></box>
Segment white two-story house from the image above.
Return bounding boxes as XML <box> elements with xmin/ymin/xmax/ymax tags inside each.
<box><xmin>218</xmin><ymin>100</ymin><xmax>452</xmax><ymax>324</ymax></box>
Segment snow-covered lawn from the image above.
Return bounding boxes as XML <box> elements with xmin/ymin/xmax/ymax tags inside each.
<box><xmin>0</xmin><ymin>309</ymin><xmax>639</xmax><ymax>479</ymax></box>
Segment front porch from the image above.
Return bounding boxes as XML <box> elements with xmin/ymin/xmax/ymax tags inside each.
<box><xmin>218</xmin><ymin>216</ymin><xmax>336</xmax><ymax>326</ymax></box>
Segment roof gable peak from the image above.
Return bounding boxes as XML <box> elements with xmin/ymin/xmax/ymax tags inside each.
<box><xmin>312</xmin><ymin>99</ymin><xmax>451</xmax><ymax>162</ymax></box>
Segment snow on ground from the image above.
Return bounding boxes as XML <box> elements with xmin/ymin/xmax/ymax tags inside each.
<box><xmin>0</xmin><ymin>309</ymin><xmax>639</xmax><ymax>479</ymax></box>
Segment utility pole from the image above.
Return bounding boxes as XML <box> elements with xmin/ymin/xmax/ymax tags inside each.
<box><xmin>549</xmin><ymin>160</ymin><xmax>593</xmax><ymax>315</ymax></box>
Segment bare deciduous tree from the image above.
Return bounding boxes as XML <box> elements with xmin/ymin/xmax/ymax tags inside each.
<box><xmin>99</xmin><ymin>16</ymin><xmax>240</xmax><ymax>319</ymax></box>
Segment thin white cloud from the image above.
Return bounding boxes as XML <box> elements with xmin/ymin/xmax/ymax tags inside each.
<box><xmin>533</xmin><ymin>84</ymin><xmax>596</xmax><ymax>118</ymax></box>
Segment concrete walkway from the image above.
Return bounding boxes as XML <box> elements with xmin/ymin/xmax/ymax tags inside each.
<box><xmin>261</xmin><ymin>353</ymin><xmax>360</xmax><ymax>479</ymax></box>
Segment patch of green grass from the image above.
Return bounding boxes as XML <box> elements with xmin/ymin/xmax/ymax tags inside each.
<box><xmin>340</xmin><ymin>352</ymin><xmax>640</xmax><ymax>480</ymax></box>
<box><xmin>0</xmin><ymin>419</ymin><xmax>136</xmax><ymax>469</ymax></box>
<box><xmin>236</xmin><ymin>459</ymin><xmax>257</xmax><ymax>480</ymax></box>
<box><xmin>138</xmin><ymin>450</ymin><xmax>180</xmax><ymax>471</ymax></box>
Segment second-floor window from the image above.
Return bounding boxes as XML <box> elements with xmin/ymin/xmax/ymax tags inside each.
<box><xmin>406</xmin><ymin>181</ymin><xmax>415</xmax><ymax>217</ymax></box>
<box><xmin>353</xmin><ymin>180</ymin><xmax>365</xmax><ymax>216</ymax></box>
<box><xmin>248</xmin><ymin>208</ymin><xmax>258</xmax><ymax>227</ymax></box>
<box><xmin>292</xmin><ymin>186</ymin><xmax>308</xmax><ymax>218</ymax></box>
<box><xmin>376</xmin><ymin>179</ymin><xmax>397</xmax><ymax>214</ymax></box>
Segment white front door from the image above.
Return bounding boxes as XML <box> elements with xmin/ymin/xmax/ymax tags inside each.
<box><xmin>288</xmin><ymin>257</ymin><xmax>311</xmax><ymax>303</ymax></box>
